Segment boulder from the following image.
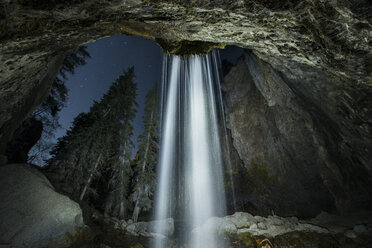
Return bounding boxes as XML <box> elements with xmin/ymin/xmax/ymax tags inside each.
<box><xmin>257</xmin><ymin>222</ymin><xmax>267</xmax><ymax>230</ymax></box>
<box><xmin>344</xmin><ymin>230</ymin><xmax>357</xmax><ymax>239</ymax></box>
<box><xmin>353</xmin><ymin>224</ymin><xmax>368</xmax><ymax>234</ymax></box>
<box><xmin>0</xmin><ymin>164</ymin><xmax>86</xmax><ymax>248</ymax></box>
<box><xmin>147</xmin><ymin>218</ymin><xmax>174</xmax><ymax>236</ymax></box>
<box><xmin>126</xmin><ymin>222</ymin><xmax>149</xmax><ymax>235</ymax></box>
<box><xmin>225</xmin><ymin>212</ymin><xmax>255</xmax><ymax>228</ymax></box>
<box><xmin>203</xmin><ymin>217</ymin><xmax>237</xmax><ymax>234</ymax></box>
<box><xmin>125</xmin><ymin>218</ymin><xmax>174</xmax><ymax>237</ymax></box>
<box><xmin>193</xmin><ymin>212</ymin><xmax>330</xmax><ymax>238</ymax></box>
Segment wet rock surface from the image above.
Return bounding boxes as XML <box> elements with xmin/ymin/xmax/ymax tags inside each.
<box><xmin>196</xmin><ymin>212</ymin><xmax>372</xmax><ymax>248</ymax></box>
<box><xmin>84</xmin><ymin>212</ymin><xmax>372</xmax><ymax>248</ymax></box>
<box><xmin>81</xmin><ymin>217</ymin><xmax>174</xmax><ymax>248</ymax></box>
<box><xmin>195</xmin><ymin>212</ymin><xmax>329</xmax><ymax>238</ymax></box>
<box><xmin>222</xmin><ymin>51</ymin><xmax>372</xmax><ymax>217</ymax></box>
<box><xmin>0</xmin><ymin>164</ymin><xmax>87</xmax><ymax>248</ymax></box>
<box><xmin>111</xmin><ymin>217</ymin><xmax>175</xmax><ymax>237</ymax></box>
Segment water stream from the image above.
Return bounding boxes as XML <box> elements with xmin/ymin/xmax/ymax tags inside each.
<box><xmin>153</xmin><ymin>51</ymin><xmax>233</xmax><ymax>248</ymax></box>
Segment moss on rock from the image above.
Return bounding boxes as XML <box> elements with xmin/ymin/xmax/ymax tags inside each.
<box><xmin>243</xmin><ymin>155</ymin><xmax>283</xmax><ymax>196</ymax></box>
<box><xmin>128</xmin><ymin>243</ymin><xmax>144</xmax><ymax>248</ymax></box>
<box><xmin>156</xmin><ymin>38</ymin><xmax>225</xmax><ymax>56</ymax></box>
<box><xmin>227</xmin><ymin>232</ymin><xmax>275</xmax><ymax>248</ymax></box>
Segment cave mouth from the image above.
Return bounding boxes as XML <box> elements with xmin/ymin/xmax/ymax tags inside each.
<box><xmin>1</xmin><ymin>0</ymin><xmax>372</xmax><ymax>246</ymax></box>
<box><xmin>1</xmin><ymin>26</ymin><xmax>372</xmax><ymax>248</ymax></box>
<box><xmin>4</xmin><ymin>34</ymin><xmax>250</xmax><ymax>246</ymax></box>
<box><xmin>15</xmin><ymin>34</ymin><xmax>243</xmax><ymax>168</ymax></box>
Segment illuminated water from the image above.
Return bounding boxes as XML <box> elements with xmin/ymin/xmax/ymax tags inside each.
<box><xmin>153</xmin><ymin>51</ymin><xmax>233</xmax><ymax>248</ymax></box>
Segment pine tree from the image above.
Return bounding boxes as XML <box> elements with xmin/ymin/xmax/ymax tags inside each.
<box><xmin>47</xmin><ymin>67</ymin><xmax>137</xmax><ymax>209</ymax></box>
<box><xmin>130</xmin><ymin>84</ymin><xmax>159</xmax><ymax>222</ymax></box>
<box><xmin>47</xmin><ymin>110</ymin><xmax>102</xmax><ymax>197</ymax></box>
<box><xmin>104</xmin><ymin>67</ymin><xmax>138</xmax><ymax>219</ymax></box>
<box><xmin>28</xmin><ymin>46</ymin><xmax>91</xmax><ymax>165</ymax></box>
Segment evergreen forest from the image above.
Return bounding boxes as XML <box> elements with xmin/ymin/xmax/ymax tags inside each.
<box><xmin>44</xmin><ymin>64</ymin><xmax>159</xmax><ymax>222</ymax></box>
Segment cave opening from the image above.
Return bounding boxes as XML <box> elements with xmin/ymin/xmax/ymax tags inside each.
<box><xmin>1</xmin><ymin>1</ymin><xmax>372</xmax><ymax>247</ymax></box>
<box><xmin>3</xmin><ymin>34</ymin><xmax>251</xmax><ymax>247</ymax></box>
<box><xmin>2</xmin><ymin>33</ymin><xmax>372</xmax><ymax>247</ymax></box>
<box><xmin>13</xmin><ymin>35</ymin><xmax>243</xmax><ymax>168</ymax></box>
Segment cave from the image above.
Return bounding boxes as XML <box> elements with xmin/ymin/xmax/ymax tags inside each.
<box><xmin>0</xmin><ymin>0</ymin><xmax>371</xmax><ymax>247</ymax></box>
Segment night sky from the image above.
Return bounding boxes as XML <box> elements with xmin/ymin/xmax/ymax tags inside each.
<box><xmin>55</xmin><ymin>35</ymin><xmax>243</xmax><ymax>156</ymax></box>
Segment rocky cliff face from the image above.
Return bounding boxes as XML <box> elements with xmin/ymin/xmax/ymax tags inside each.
<box><xmin>223</xmin><ymin>51</ymin><xmax>371</xmax><ymax>217</ymax></box>
<box><xmin>1</xmin><ymin>0</ymin><xmax>371</xmax><ymax>153</ymax></box>
<box><xmin>0</xmin><ymin>0</ymin><xmax>371</xmax><ymax>216</ymax></box>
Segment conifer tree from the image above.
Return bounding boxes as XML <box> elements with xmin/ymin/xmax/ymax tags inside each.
<box><xmin>28</xmin><ymin>46</ymin><xmax>91</xmax><ymax>165</ymax></box>
<box><xmin>103</xmin><ymin>67</ymin><xmax>138</xmax><ymax>219</ymax></box>
<box><xmin>47</xmin><ymin>107</ymin><xmax>107</xmax><ymax>198</ymax></box>
<box><xmin>47</xmin><ymin>67</ymin><xmax>137</xmax><ymax>209</ymax></box>
<box><xmin>130</xmin><ymin>84</ymin><xmax>159</xmax><ymax>222</ymax></box>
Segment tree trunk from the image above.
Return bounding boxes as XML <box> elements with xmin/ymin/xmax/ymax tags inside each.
<box><xmin>80</xmin><ymin>153</ymin><xmax>102</xmax><ymax>201</ymax></box>
<box><xmin>119</xmin><ymin>141</ymin><xmax>126</xmax><ymax>219</ymax></box>
<box><xmin>132</xmin><ymin>110</ymin><xmax>154</xmax><ymax>222</ymax></box>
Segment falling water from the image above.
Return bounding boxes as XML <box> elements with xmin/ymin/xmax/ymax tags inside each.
<box><xmin>154</xmin><ymin>51</ymin><xmax>233</xmax><ymax>248</ymax></box>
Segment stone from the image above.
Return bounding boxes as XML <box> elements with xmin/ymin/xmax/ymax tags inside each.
<box><xmin>222</xmin><ymin>212</ymin><xmax>372</xmax><ymax>247</ymax></box>
<box><xmin>344</xmin><ymin>230</ymin><xmax>357</xmax><ymax>239</ymax></box>
<box><xmin>267</xmin><ymin>216</ymin><xmax>284</xmax><ymax>226</ymax></box>
<box><xmin>193</xmin><ymin>216</ymin><xmax>237</xmax><ymax>235</ymax></box>
<box><xmin>222</xmin><ymin>51</ymin><xmax>371</xmax><ymax>217</ymax></box>
<box><xmin>147</xmin><ymin>218</ymin><xmax>175</xmax><ymax>236</ymax></box>
<box><xmin>254</xmin><ymin>216</ymin><xmax>264</xmax><ymax>222</ymax></box>
<box><xmin>257</xmin><ymin>222</ymin><xmax>267</xmax><ymax>230</ymax></box>
<box><xmin>0</xmin><ymin>54</ymin><xmax>65</xmax><ymax>157</ymax></box>
<box><xmin>120</xmin><ymin>220</ymin><xmax>127</xmax><ymax>227</ymax></box>
<box><xmin>249</xmin><ymin>223</ymin><xmax>259</xmax><ymax>231</ymax></box>
<box><xmin>126</xmin><ymin>218</ymin><xmax>174</xmax><ymax>237</ymax></box>
<box><xmin>129</xmin><ymin>243</ymin><xmax>144</xmax><ymax>248</ymax></box>
<box><xmin>126</xmin><ymin>222</ymin><xmax>148</xmax><ymax>235</ymax></box>
<box><xmin>0</xmin><ymin>164</ymin><xmax>86</xmax><ymax>248</ymax></box>
<box><xmin>209</xmin><ymin>212</ymin><xmax>332</xmax><ymax>238</ymax></box>
<box><xmin>271</xmin><ymin>231</ymin><xmax>355</xmax><ymax>247</ymax></box>
<box><xmin>289</xmin><ymin>217</ymin><xmax>299</xmax><ymax>224</ymax></box>
<box><xmin>225</xmin><ymin>212</ymin><xmax>255</xmax><ymax>228</ymax></box>
<box><xmin>353</xmin><ymin>224</ymin><xmax>368</xmax><ymax>234</ymax></box>
<box><xmin>237</xmin><ymin>228</ymin><xmax>251</xmax><ymax>234</ymax></box>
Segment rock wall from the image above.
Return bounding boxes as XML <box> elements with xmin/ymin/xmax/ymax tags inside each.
<box><xmin>197</xmin><ymin>212</ymin><xmax>372</xmax><ymax>248</ymax></box>
<box><xmin>6</xmin><ymin>117</ymin><xmax>43</xmax><ymax>163</ymax></box>
<box><xmin>0</xmin><ymin>0</ymin><xmax>371</xmax><ymax>217</ymax></box>
<box><xmin>0</xmin><ymin>164</ymin><xmax>86</xmax><ymax>248</ymax></box>
<box><xmin>222</xmin><ymin>51</ymin><xmax>372</xmax><ymax>217</ymax></box>
<box><xmin>0</xmin><ymin>54</ymin><xmax>65</xmax><ymax>158</ymax></box>
<box><xmin>0</xmin><ymin>0</ymin><xmax>371</xmax><ymax>157</ymax></box>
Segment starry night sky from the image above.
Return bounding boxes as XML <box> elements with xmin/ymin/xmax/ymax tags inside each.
<box><xmin>55</xmin><ymin>35</ymin><xmax>243</xmax><ymax>156</ymax></box>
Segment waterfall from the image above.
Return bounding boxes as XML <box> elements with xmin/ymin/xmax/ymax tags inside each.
<box><xmin>154</xmin><ymin>51</ymin><xmax>233</xmax><ymax>248</ymax></box>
